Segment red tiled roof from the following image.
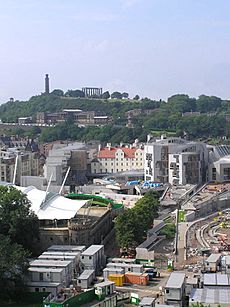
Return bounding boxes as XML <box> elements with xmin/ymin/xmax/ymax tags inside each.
<box><xmin>98</xmin><ymin>148</ymin><xmax>117</xmax><ymax>158</ymax></box>
<box><xmin>97</xmin><ymin>147</ymin><xmax>142</xmax><ymax>159</ymax></box>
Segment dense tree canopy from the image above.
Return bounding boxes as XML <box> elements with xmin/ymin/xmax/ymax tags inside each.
<box><xmin>115</xmin><ymin>190</ymin><xmax>159</xmax><ymax>249</ymax></box>
<box><xmin>0</xmin><ymin>186</ymin><xmax>39</xmax><ymax>252</ymax></box>
<box><xmin>0</xmin><ymin>93</ymin><xmax>230</xmax><ymax>143</ymax></box>
<box><xmin>0</xmin><ymin>186</ymin><xmax>39</xmax><ymax>300</ymax></box>
<box><xmin>0</xmin><ymin>235</ymin><xmax>29</xmax><ymax>300</ymax></box>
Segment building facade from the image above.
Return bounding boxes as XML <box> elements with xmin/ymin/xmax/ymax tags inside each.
<box><xmin>91</xmin><ymin>145</ymin><xmax>144</xmax><ymax>174</ymax></box>
<box><xmin>144</xmin><ymin>136</ymin><xmax>208</xmax><ymax>185</ymax></box>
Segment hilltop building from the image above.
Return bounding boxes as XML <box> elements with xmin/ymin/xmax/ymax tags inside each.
<box><xmin>82</xmin><ymin>87</ymin><xmax>103</xmax><ymax>97</ymax></box>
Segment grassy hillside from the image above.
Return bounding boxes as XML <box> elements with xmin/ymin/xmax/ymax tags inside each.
<box><xmin>0</xmin><ymin>94</ymin><xmax>160</xmax><ymax>122</ymax></box>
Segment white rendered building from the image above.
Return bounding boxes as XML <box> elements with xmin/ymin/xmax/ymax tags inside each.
<box><xmin>91</xmin><ymin>145</ymin><xmax>144</xmax><ymax>174</ymax></box>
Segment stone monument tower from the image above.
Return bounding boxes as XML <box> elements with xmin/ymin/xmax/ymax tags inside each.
<box><xmin>45</xmin><ymin>74</ymin><xmax>50</xmax><ymax>94</ymax></box>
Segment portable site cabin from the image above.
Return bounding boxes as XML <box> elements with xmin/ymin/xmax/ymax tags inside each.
<box><xmin>165</xmin><ymin>272</ymin><xmax>186</xmax><ymax>307</ymax></box>
<box><xmin>204</xmin><ymin>253</ymin><xmax>221</xmax><ymax>272</ymax></box>
<box><xmin>77</xmin><ymin>269</ymin><xmax>95</xmax><ymax>289</ymax></box>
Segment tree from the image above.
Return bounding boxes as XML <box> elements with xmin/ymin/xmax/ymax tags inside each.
<box><xmin>65</xmin><ymin>89</ymin><xmax>85</xmax><ymax>98</ymax></box>
<box><xmin>133</xmin><ymin>95</ymin><xmax>140</xmax><ymax>100</ymax></box>
<box><xmin>0</xmin><ymin>186</ymin><xmax>39</xmax><ymax>253</ymax></box>
<box><xmin>0</xmin><ymin>235</ymin><xmax>29</xmax><ymax>300</ymax></box>
<box><xmin>115</xmin><ymin>191</ymin><xmax>159</xmax><ymax>249</ymax></box>
<box><xmin>102</xmin><ymin>91</ymin><xmax>110</xmax><ymax>99</ymax></box>
<box><xmin>51</xmin><ymin>89</ymin><xmax>64</xmax><ymax>96</ymax></box>
<box><xmin>122</xmin><ymin>92</ymin><xmax>129</xmax><ymax>99</ymax></box>
<box><xmin>196</xmin><ymin>95</ymin><xmax>222</xmax><ymax>113</ymax></box>
<box><xmin>111</xmin><ymin>91</ymin><xmax>123</xmax><ymax>99</ymax></box>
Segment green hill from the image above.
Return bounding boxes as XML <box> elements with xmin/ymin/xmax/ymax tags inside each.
<box><xmin>0</xmin><ymin>93</ymin><xmax>230</xmax><ymax>144</ymax></box>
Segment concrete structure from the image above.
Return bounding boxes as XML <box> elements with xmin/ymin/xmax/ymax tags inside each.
<box><xmin>209</xmin><ymin>155</ymin><xmax>230</xmax><ymax>182</ymax></box>
<box><xmin>82</xmin><ymin>87</ymin><xmax>102</xmax><ymax>97</ymax></box>
<box><xmin>77</xmin><ymin>269</ymin><xmax>95</xmax><ymax>289</ymax></box>
<box><xmin>45</xmin><ymin>74</ymin><xmax>50</xmax><ymax>94</ymax></box>
<box><xmin>44</xmin><ymin>142</ymin><xmax>88</xmax><ymax>187</ymax></box>
<box><xmin>92</xmin><ymin>144</ymin><xmax>144</xmax><ymax>174</ymax></box>
<box><xmin>144</xmin><ymin>136</ymin><xmax>208</xmax><ymax>185</ymax></box>
<box><xmin>165</xmin><ymin>272</ymin><xmax>186</xmax><ymax>307</ymax></box>
<box><xmin>80</xmin><ymin>245</ymin><xmax>105</xmax><ymax>274</ymax></box>
<box><xmin>18</xmin><ymin>116</ymin><xmax>32</xmax><ymax>125</ymax></box>
<box><xmin>0</xmin><ymin>149</ymin><xmax>40</xmax><ymax>185</ymax></box>
<box><xmin>204</xmin><ymin>253</ymin><xmax>221</xmax><ymax>273</ymax></box>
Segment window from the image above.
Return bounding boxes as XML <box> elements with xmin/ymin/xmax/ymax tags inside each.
<box><xmin>50</xmin><ymin>237</ymin><xmax>53</xmax><ymax>241</ymax></box>
<box><xmin>78</xmin><ymin>280</ymin><xmax>81</xmax><ymax>283</ymax></box>
<box><xmin>89</xmin><ymin>256</ymin><xmax>92</xmax><ymax>259</ymax></box>
<box><xmin>223</xmin><ymin>168</ymin><xmax>230</xmax><ymax>180</ymax></box>
<box><xmin>166</xmin><ymin>289</ymin><xmax>169</xmax><ymax>294</ymax></box>
<box><xmin>35</xmin><ymin>288</ymin><xmax>39</xmax><ymax>292</ymax></box>
<box><xmin>82</xmin><ymin>256</ymin><xmax>84</xmax><ymax>259</ymax></box>
<box><xmin>43</xmin><ymin>288</ymin><xmax>46</xmax><ymax>292</ymax></box>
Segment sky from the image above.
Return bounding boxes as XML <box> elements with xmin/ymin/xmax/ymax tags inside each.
<box><xmin>1</xmin><ymin>0</ymin><xmax>230</xmax><ymax>103</ymax></box>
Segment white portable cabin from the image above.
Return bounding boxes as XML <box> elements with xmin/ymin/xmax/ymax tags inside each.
<box><xmin>28</xmin><ymin>267</ymin><xmax>66</xmax><ymax>286</ymax></box>
<box><xmin>204</xmin><ymin>253</ymin><xmax>221</xmax><ymax>272</ymax></box>
<box><xmin>106</xmin><ymin>262</ymin><xmax>143</xmax><ymax>273</ymax></box>
<box><xmin>165</xmin><ymin>272</ymin><xmax>186</xmax><ymax>307</ymax></box>
<box><xmin>80</xmin><ymin>245</ymin><xmax>105</xmax><ymax>274</ymax></box>
<box><xmin>26</xmin><ymin>281</ymin><xmax>62</xmax><ymax>296</ymax></box>
<box><xmin>47</xmin><ymin>245</ymin><xmax>86</xmax><ymax>253</ymax></box>
<box><xmin>103</xmin><ymin>268</ymin><xmax>124</xmax><ymax>280</ymax></box>
<box><xmin>30</xmin><ymin>259</ymin><xmax>73</xmax><ymax>286</ymax></box>
<box><xmin>139</xmin><ymin>297</ymin><xmax>156</xmax><ymax>307</ymax></box>
<box><xmin>77</xmin><ymin>269</ymin><xmax>95</xmax><ymax>289</ymax></box>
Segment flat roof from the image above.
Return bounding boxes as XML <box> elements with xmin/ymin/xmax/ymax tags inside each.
<box><xmin>38</xmin><ymin>255</ymin><xmax>75</xmax><ymax>260</ymax></box>
<box><xmin>81</xmin><ymin>245</ymin><xmax>103</xmax><ymax>256</ymax></box>
<box><xmin>30</xmin><ymin>259</ymin><xmax>72</xmax><ymax>267</ymax></box>
<box><xmin>27</xmin><ymin>281</ymin><xmax>61</xmax><ymax>287</ymax></box>
<box><xmin>203</xmin><ymin>274</ymin><xmax>216</xmax><ymax>285</ymax></box>
<box><xmin>204</xmin><ymin>273</ymin><xmax>230</xmax><ymax>286</ymax></box>
<box><xmin>28</xmin><ymin>267</ymin><xmax>64</xmax><ymax>273</ymax></box>
<box><xmin>103</xmin><ymin>268</ymin><xmax>124</xmax><ymax>272</ymax></box>
<box><xmin>140</xmin><ymin>297</ymin><xmax>155</xmax><ymax>304</ymax></box>
<box><xmin>78</xmin><ymin>270</ymin><xmax>95</xmax><ymax>279</ymax></box>
<box><xmin>107</xmin><ymin>263</ymin><xmax>143</xmax><ymax>269</ymax></box>
<box><xmin>190</xmin><ymin>288</ymin><xmax>230</xmax><ymax>304</ymax></box>
<box><xmin>165</xmin><ymin>272</ymin><xmax>185</xmax><ymax>289</ymax></box>
<box><xmin>47</xmin><ymin>245</ymin><xmax>86</xmax><ymax>252</ymax></box>
<box><xmin>206</xmin><ymin>253</ymin><xmax>221</xmax><ymax>263</ymax></box>
<box><xmin>42</xmin><ymin>251</ymin><xmax>80</xmax><ymax>258</ymax></box>
<box><xmin>95</xmin><ymin>281</ymin><xmax>115</xmax><ymax>287</ymax></box>
<box><xmin>63</xmin><ymin>109</ymin><xmax>82</xmax><ymax>112</ymax></box>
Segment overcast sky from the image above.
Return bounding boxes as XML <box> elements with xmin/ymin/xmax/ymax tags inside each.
<box><xmin>1</xmin><ymin>0</ymin><xmax>230</xmax><ymax>103</ymax></box>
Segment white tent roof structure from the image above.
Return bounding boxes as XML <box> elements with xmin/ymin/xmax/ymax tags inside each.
<box><xmin>14</xmin><ymin>185</ymin><xmax>88</xmax><ymax>220</ymax></box>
